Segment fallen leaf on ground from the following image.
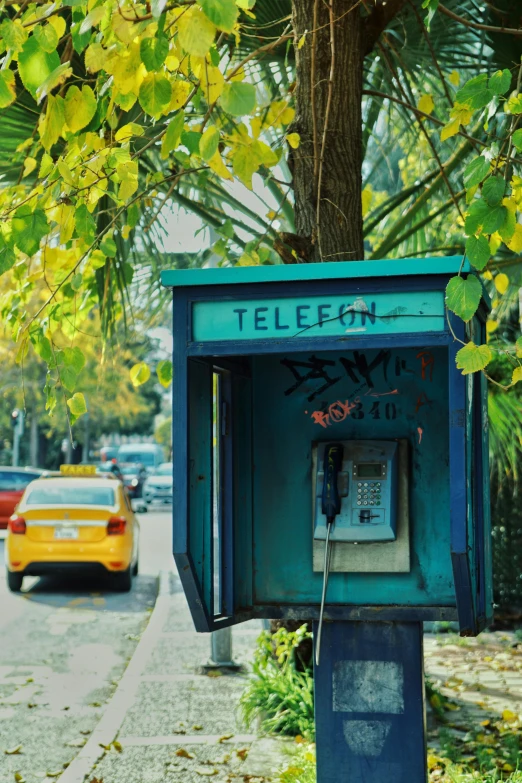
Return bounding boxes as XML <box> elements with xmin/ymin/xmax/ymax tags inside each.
<box><xmin>219</xmin><ymin>734</ymin><xmax>234</xmax><ymax>743</ymax></box>
<box><xmin>195</xmin><ymin>768</ymin><xmax>218</xmax><ymax>776</ymax></box>
<box><xmin>236</xmin><ymin>749</ymin><xmax>248</xmax><ymax>760</ymax></box>
<box><xmin>66</xmin><ymin>738</ymin><xmax>87</xmax><ymax>747</ymax></box>
<box><xmin>5</xmin><ymin>745</ymin><xmax>22</xmax><ymax>755</ymax></box>
<box><xmin>14</xmin><ymin>773</ymin><xmax>25</xmax><ymax>782</ymax></box>
<box><xmin>192</xmin><ymin>724</ymin><xmax>203</xmax><ymax>730</ymax></box>
<box><xmin>176</xmin><ymin>748</ymin><xmax>195</xmax><ymax>759</ymax></box>
<box><xmin>502</xmin><ymin>709</ymin><xmax>517</xmax><ymax>722</ymax></box>
<box><xmin>207</xmin><ymin>670</ymin><xmax>222</xmax><ymax>678</ymax></box>
<box><xmin>46</xmin><ymin>771</ymin><xmax>63</xmax><ymax>778</ymax></box>
<box><xmin>112</xmin><ymin>741</ymin><xmax>123</xmax><ymax>752</ymax></box>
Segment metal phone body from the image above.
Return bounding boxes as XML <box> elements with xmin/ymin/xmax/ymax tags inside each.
<box><xmin>314</xmin><ymin>440</ymin><xmax>398</xmax><ymax>543</ymax></box>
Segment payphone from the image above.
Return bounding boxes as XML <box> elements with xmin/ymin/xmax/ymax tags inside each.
<box><xmin>161</xmin><ymin>256</ymin><xmax>492</xmax><ymax>783</ymax></box>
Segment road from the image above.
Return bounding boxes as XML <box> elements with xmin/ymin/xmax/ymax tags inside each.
<box><xmin>0</xmin><ymin>508</ymin><xmax>173</xmax><ymax>783</ymax></box>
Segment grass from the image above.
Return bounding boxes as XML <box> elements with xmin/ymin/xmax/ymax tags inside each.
<box><xmin>240</xmin><ymin>624</ymin><xmax>314</xmax><ymax>739</ymax></box>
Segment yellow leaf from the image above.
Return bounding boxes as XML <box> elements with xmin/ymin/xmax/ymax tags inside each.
<box><xmin>177</xmin><ymin>8</ymin><xmax>216</xmax><ymax>58</ymax></box>
<box><xmin>502</xmin><ymin>709</ymin><xmax>517</xmax><ymax>722</ymax></box>
<box><xmin>200</xmin><ymin>65</ymin><xmax>224</xmax><ymax>104</ymax></box>
<box><xmin>22</xmin><ymin>157</ymin><xmax>37</xmax><ymax>178</ymax></box>
<box><xmin>48</xmin><ymin>15</ymin><xmax>66</xmax><ymax>40</ymax></box>
<box><xmin>512</xmin><ymin>367</ymin><xmax>522</xmax><ymax>385</ymax></box>
<box><xmin>441</xmin><ymin>117</ymin><xmax>460</xmax><ymax>142</ymax></box>
<box><xmin>237</xmin><ymin>250</ymin><xmax>260</xmax><ymax>266</ymax></box>
<box><xmin>483</xmin><ymin>269</ymin><xmax>493</xmax><ymax>280</ymax></box>
<box><xmin>486</xmin><ymin>320</ymin><xmax>498</xmax><ymax>334</ymax></box>
<box><xmin>84</xmin><ymin>43</ymin><xmax>108</xmax><ymax>73</ymax></box>
<box><xmin>130</xmin><ymin>362</ymin><xmax>151</xmax><ymax>387</ymax></box>
<box><xmin>207</xmin><ymin>150</ymin><xmax>233</xmax><ymax>181</ymax></box>
<box><xmin>111</xmin><ymin>11</ymin><xmax>138</xmax><ymax>44</ymax></box>
<box><xmin>64</xmin><ymin>84</ymin><xmax>97</xmax><ymax>134</ymax></box>
<box><xmin>176</xmin><ymin>748</ymin><xmax>195</xmax><ymax>759</ymax></box>
<box><xmin>0</xmin><ymin>70</ymin><xmax>17</xmax><ymax>109</ymax></box>
<box><xmin>449</xmin><ymin>70</ymin><xmax>460</xmax><ymax>87</ymax></box>
<box><xmin>298</xmin><ymin>31</ymin><xmax>307</xmax><ymax>49</ymax></box>
<box><xmin>110</xmin><ymin>44</ymin><xmax>145</xmax><ymax>95</ymax></box>
<box><xmin>362</xmin><ymin>185</ymin><xmax>373</xmax><ymax>217</ymax></box>
<box><xmin>286</xmin><ymin>132</ymin><xmax>300</xmax><ymax>149</ymax></box>
<box><xmin>5</xmin><ymin>744</ymin><xmax>23</xmax><ymax>755</ymax></box>
<box><xmin>115</xmin><ymin>123</ymin><xmax>145</xmax><ymax>142</ymax></box>
<box><xmin>495</xmin><ymin>272</ymin><xmax>509</xmax><ymax>294</ymax></box>
<box><xmin>169</xmin><ymin>79</ymin><xmax>191</xmax><ymax>112</ymax></box>
<box><xmin>218</xmin><ymin>734</ymin><xmax>234</xmax><ymax>743</ymax></box>
<box><xmin>417</xmin><ymin>93</ymin><xmax>434</xmax><ymax>115</ymax></box>
<box><xmin>503</xmin><ymin>763</ymin><xmax>515</xmax><ymax>772</ymax></box>
<box><xmin>507</xmin><ymin>223</ymin><xmax>522</xmax><ymax>253</ymax></box>
<box><xmin>489</xmin><ymin>232</ymin><xmax>502</xmax><ymax>254</ymax></box>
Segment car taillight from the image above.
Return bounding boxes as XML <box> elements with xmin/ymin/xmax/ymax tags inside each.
<box><xmin>107</xmin><ymin>516</ymin><xmax>126</xmax><ymax>535</ymax></box>
<box><xmin>8</xmin><ymin>515</ymin><xmax>26</xmax><ymax>534</ymax></box>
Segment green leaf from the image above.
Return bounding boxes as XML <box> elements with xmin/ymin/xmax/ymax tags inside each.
<box><xmin>0</xmin><ymin>19</ymin><xmax>27</xmax><ymax>52</ymax></box>
<box><xmin>421</xmin><ymin>0</ymin><xmax>439</xmax><ymax>29</ymax></box>
<box><xmin>0</xmin><ymin>70</ymin><xmax>16</xmax><ymax>109</ymax></box>
<box><xmin>181</xmin><ymin>130</ymin><xmax>201</xmax><ymax>155</ymax></box>
<box><xmin>483</xmin><ymin>204</ymin><xmax>507</xmax><ymax>234</ymax></box>
<box><xmin>75</xmin><ymin>204</ymin><xmax>96</xmax><ymax>241</ymax></box>
<box><xmin>463</xmin><ymin>156</ymin><xmax>490</xmax><ymax>189</ymax></box>
<box><xmin>63</xmin><ymin>346</ymin><xmax>85</xmax><ymax>373</ymax></box>
<box><xmin>512</xmin><ymin>129</ymin><xmax>522</xmax><ymax>152</ymax></box>
<box><xmin>445</xmin><ymin>275</ymin><xmax>482</xmax><ymax>322</ymax></box>
<box><xmin>489</xmin><ymin>69</ymin><xmax>511</xmax><ymax>96</ymax></box>
<box><xmin>161</xmin><ymin>112</ymin><xmax>184</xmax><ymax>158</ymax></box>
<box><xmin>465</xmin><ymin>235</ymin><xmax>490</xmax><ymax>271</ymax></box>
<box><xmin>200</xmin><ymin>126</ymin><xmax>220</xmax><ymax>161</ymax></box>
<box><xmin>130</xmin><ymin>362</ymin><xmax>151</xmax><ymax>387</ymax></box>
<box><xmin>0</xmin><ymin>237</ymin><xmax>16</xmax><ymax>275</ymax></box>
<box><xmin>156</xmin><ymin>360</ymin><xmax>173</xmax><ymax>388</ymax></box>
<box><xmin>139</xmin><ymin>73</ymin><xmax>172</xmax><ymax>118</ymax></box>
<box><xmin>35</xmin><ymin>62</ymin><xmax>73</xmax><ymax>103</ymax></box>
<box><xmin>64</xmin><ymin>85</ymin><xmax>97</xmax><ymax>133</ymax></box>
<box><xmin>61</xmin><ymin>366</ymin><xmax>77</xmax><ymax>392</ymax></box>
<box><xmin>140</xmin><ymin>35</ymin><xmax>169</xmax><ymax>71</ymax></box>
<box><xmin>455</xmin><ymin>342</ymin><xmax>493</xmax><ymax>375</ymax></box>
<box><xmin>456</xmin><ymin>74</ymin><xmax>493</xmax><ymax>110</ymax></box>
<box><xmin>67</xmin><ymin>392</ymin><xmax>87</xmax><ymax>420</ymax></box>
<box><xmin>219</xmin><ymin>82</ymin><xmax>256</xmax><ymax>116</ymax></box>
<box><xmin>482</xmin><ymin>175</ymin><xmax>506</xmax><ymax>206</ymax></box>
<box><xmin>100</xmin><ymin>236</ymin><xmax>117</xmax><ymax>257</ymax></box>
<box><xmin>33</xmin><ymin>334</ymin><xmax>52</xmax><ymax>364</ymax></box>
<box><xmin>11</xmin><ymin>206</ymin><xmax>50</xmax><ymax>256</ymax></box>
<box><xmin>39</xmin><ymin>94</ymin><xmax>65</xmax><ymax>150</ymax></box>
<box><xmin>515</xmin><ymin>336</ymin><xmax>522</xmax><ymax>358</ymax></box>
<box><xmin>71</xmin><ymin>273</ymin><xmax>82</xmax><ymax>291</ymax></box>
<box><xmin>34</xmin><ymin>23</ymin><xmax>59</xmax><ymax>53</ymax></box>
<box><xmin>18</xmin><ymin>36</ymin><xmax>61</xmax><ymax>99</ymax></box>
<box><xmin>200</xmin><ymin>0</ymin><xmax>238</xmax><ymax>33</ymax></box>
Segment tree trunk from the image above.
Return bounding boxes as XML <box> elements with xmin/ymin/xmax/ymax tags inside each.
<box><xmin>290</xmin><ymin>0</ymin><xmax>365</xmax><ymax>263</ymax></box>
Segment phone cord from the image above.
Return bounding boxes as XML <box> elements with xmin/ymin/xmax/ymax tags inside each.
<box><xmin>315</xmin><ymin>520</ymin><xmax>333</xmax><ymax>667</ymax></box>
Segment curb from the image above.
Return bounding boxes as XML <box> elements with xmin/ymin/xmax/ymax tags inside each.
<box><xmin>59</xmin><ymin>570</ymin><xmax>172</xmax><ymax>783</ymax></box>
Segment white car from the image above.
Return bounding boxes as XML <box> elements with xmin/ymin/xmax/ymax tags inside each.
<box><xmin>143</xmin><ymin>463</ymin><xmax>173</xmax><ymax>506</ymax></box>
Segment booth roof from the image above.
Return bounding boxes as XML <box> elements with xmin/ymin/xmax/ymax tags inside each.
<box><xmin>160</xmin><ymin>256</ymin><xmax>472</xmax><ymax>289</ymax></box>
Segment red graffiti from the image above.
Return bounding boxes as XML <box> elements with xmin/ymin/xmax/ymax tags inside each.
<box><xmin>310</xmin><ymin>398</ymin><xmax>360</xmax><ymax>429</ymax></box>
<box><xmin>416</xmin><ymin>350</ymin><xmax>434</xmax><ymax>381</ymax></box>
<box><xmin>415</xmin><ymin>391</ymin><xmax>431</xmax><ymax>414</ymax></box>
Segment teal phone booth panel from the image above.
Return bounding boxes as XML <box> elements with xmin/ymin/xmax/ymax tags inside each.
<box><xmin>161</xmin><ymin>258</ymin><xmax>492</xmax><ymax>636</ymax></box>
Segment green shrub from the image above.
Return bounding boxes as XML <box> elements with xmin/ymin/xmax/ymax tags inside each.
<box><xmin>240</xmin><ymin>624</ymin><xmax>314</xmax><ymax>739</ymax></box>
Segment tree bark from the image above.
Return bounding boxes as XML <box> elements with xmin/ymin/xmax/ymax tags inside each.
<box><xmin>290</xmin><ymin>0</ymin><xmax>365</xmax><ymax>263</ymax></box>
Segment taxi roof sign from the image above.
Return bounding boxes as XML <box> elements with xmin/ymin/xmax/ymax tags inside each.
<box><xmin>60</xmin><ymin>464</ymin><xmax>97</xmax><ymax>476</ymax></box>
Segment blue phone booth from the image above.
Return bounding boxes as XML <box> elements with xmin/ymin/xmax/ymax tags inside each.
<box><xmin>161</xmin><ymin>257</ymin><xmax>492</xmax><ymax>783</ymax></box>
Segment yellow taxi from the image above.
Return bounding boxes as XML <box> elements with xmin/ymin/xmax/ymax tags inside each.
<box><xmin>5</xmin><ymin>465</ymin><xmax>139</xmax><ymax>593</ymax></box>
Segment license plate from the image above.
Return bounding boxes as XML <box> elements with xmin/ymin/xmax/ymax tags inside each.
<box><xmin>54</xmin><ymin>526</ymin><xmax>79</xmax><ymax>540</ymax></box>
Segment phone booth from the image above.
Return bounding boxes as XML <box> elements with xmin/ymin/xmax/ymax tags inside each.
<box><xmin>161</xmin><ymin>257</ymin><xmax>492</xmax><ymax>783</ymax></box>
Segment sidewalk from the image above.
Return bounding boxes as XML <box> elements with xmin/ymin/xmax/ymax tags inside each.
<box><xmin>60</xmin><ymin>572</ymin><xmax>289</xmax><ymax>783</ymax></box>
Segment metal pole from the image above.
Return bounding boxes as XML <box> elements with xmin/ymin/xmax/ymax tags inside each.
<box><xmin>12</xmin><ymin>428</ymin><xmax>20</xmax><ymax>467</ymax></box>
<box><xmin>204</xmin><ymin>627</ymin><xmax>241</xmax><ymax>671</ymax></box>
<box><xmin>313</xmin><ymin>621</ymin><xmax>426</xmax><ymax>782</ymax></box>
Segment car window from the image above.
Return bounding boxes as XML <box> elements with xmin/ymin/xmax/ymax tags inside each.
<box><xmin>26</xmin><ymin>486</ymin><xmax>115</xmax><ymax>506</ymax></box>
<box><xmin>157</xmin><ymin>464</ymin><xmax>173</xmax><ymax>475</ymax></box>
<box><xmin>0</xmin><ymin>471</ymin><xmax>39</xmax><ymax>492</ymax></box>
<box><xmin>120</xmin><ymin>452</ymin><xmax>155</xmax><ymax>466</ymax></box>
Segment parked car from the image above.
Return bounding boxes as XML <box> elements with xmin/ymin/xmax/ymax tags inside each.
<box><xmin>120</xmin><ymin>463</ymin><xmax>148</xmax><ymax>501</ymax></box>
<box><xmin>5</xmin><ymin>466</ymin><xmax>139</xmax><ymax>592</ymax></box>
<box><xmin>117</xmin><ymin>443</ymin><xmax>165</xmax><ymax>473</ymax></box>
<box><xmin>0</xmin><ymin>467</ymin><xmax>43</xmax><ymax>529</ymax></box>
<box><xmin>143</xmin><ymin>463</ymin><xmax>173</xmax><ymax>506</ymax></box>
<box><xmin>100</xmin><ymin>446</ymin><xmax>119</xmax><ymax>462</ymax></box>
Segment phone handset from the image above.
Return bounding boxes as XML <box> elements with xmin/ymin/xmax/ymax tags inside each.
<box><xmin>316</xmin><ymin>443</ymin><xmax>344</xmax><ymax>666</ymax></box>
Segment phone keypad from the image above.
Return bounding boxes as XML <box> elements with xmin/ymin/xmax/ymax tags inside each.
<box><xmin>356</xmin><ymin>481</ymin><xmax>382</xmax><ymax>506</ymax></box>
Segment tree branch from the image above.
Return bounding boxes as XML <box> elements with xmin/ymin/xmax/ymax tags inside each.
<box><xmin>438</xmin><ymin>4</ymin><xmax>522</xmax><ymax>36</ymax></box>
<box><xmin>364</xmin><ymin>0</ymin><xmax>408</xmax><ymax>55</ymax></box>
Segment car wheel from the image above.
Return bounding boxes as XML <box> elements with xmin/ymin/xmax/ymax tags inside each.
<box><xmin>7</xmin><ymin>570</ymin><xmax>23</xmax><ymax>592</ymax></box>
<box><xmin>112</xmin><ymin>566</ymin><xmax>132</xmax><ymax>592</ymax></box>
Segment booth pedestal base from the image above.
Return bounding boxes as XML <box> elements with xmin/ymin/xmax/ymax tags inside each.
<box><xmin>313</xmin><ymin>620</ymin><xmax>427</xmax><ymax>782</ymax></box>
